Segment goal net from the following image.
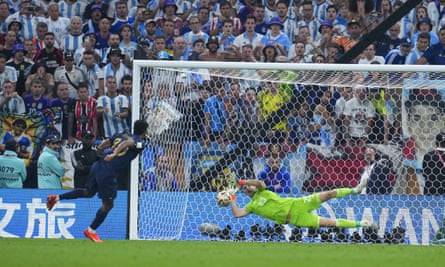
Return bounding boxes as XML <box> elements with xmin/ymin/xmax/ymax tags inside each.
<box><xmin>130</xmin><ymin>61</ymin><xmax>445</xmax><ymax>245</ymax></box>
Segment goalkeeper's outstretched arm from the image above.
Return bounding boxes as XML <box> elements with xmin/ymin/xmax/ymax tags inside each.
<box><xmin>230</xmin><ymin>197</ymin><xmax>249</xmax><ymax>218</ymax></box>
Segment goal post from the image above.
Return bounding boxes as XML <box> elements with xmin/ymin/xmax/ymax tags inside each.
<box><xmin>130</xmin><ymin>60</ymin><xmax>445</xmax><ymax>244</ymax></box>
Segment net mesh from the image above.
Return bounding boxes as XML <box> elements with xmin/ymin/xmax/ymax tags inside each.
<box><xmin>132</xmin><ymin>62</ymin><xmax>445</xmax><ymax>244</ymax></box>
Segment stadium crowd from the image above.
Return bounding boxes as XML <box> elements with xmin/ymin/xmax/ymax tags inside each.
<box><xmin>0</xmin><ymin>0</ymin><xmax>444</xmax><ymax>196</ymax></box>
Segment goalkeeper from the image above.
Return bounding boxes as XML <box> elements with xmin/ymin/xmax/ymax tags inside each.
<box><xmin>228</xmin><ymin>179</ymin><xmax>377</xmax><ymax>229</ymax></box>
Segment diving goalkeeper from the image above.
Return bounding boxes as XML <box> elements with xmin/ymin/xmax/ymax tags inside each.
<box><xmin>228</xmin><ymin>179</ymin><xmax>377</xmax><ymax>229</ymax></box>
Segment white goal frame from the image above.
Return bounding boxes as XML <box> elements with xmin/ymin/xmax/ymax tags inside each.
<box><xmin>130</xmin><ymin>60</ymin><xmax>445</xmax><ymax>241</ymax></box>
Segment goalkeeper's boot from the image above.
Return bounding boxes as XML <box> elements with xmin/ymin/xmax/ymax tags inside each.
<box><xmin>84</xmin><ymin>228</ymin><xmax>103</xmax><ymax>243</ymax></box>
<box><xmin>353</xmin><ymin>178</ymin><xmax>367</xmax><ymax>194</ymax></box>
<box><xmin>46</xmin><ymin>195</ymin><xmax>59</xmax><ymax>211</ymax></box>
<box><xmin>361</xmin><ymin>220</ymin><xmax>378</xmax><ymax>230</ymax></box>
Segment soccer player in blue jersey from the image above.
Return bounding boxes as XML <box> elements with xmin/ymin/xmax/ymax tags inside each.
<box><xmin>46</xmin><ymin>119</ymin><xmax>149</xmax><ymax>242</ymax></box>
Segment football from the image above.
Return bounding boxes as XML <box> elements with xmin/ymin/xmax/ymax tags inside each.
<box><xmin>216</xmin><ymin>191</ymin><xmax>231</xmax><ymax>207</ymax></box>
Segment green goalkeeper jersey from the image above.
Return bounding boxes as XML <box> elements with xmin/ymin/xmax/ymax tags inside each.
<box><xmin>245</xmin><ymin>189</ymin><xmax>295</xmax><ymax>224</ymax></box>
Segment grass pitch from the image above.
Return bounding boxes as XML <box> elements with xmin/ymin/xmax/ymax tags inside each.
<box><xmin>2</xmin><ymin>238</ymin><xmax>443</xmax><ymax>267</ymax></box>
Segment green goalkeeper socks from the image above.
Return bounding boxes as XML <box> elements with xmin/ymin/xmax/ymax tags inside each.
<box><xmin>335</xmin><ymin>188</ymin><xmax>355</xmax><ymax>198</ymax></box>
<box><xmin>336</xmin><ymin>219</ymin><xmax>360</xmax><ymax>228</ymax></box>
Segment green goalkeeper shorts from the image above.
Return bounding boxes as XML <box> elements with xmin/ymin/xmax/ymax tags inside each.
<box><xmin>288</xmin><ymin>193</ymin><xmax>322</xmax><ymax>228</ymax></box>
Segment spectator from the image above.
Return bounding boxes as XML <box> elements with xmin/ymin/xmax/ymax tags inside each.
<box><xmin>24</xmin><ymin>78</ymin><xmax>50</xmax><ymax>113</ymax></box>
<box><xmin>172</xmin><ymin>36</ymin><xmax>188</xmax><ymax>60</ymax></box>
<box><xmin>84</xmin><ymin>1</ymin><xmax>109</xmax><ymax>22</ymax></box>
<box><xmin>119</xmin><ymin>24</ymin><xmax>138</xmax><ymax>61</ymax></box>
<box><xmin>359</xmin><ymin>43</ymin><xmax>385</xmax><ymax>64</ymax></box>
<box><xmin>0</xmin><ymin>118</ymin><xmax>32</xmax><ymax>159</ymax></box>
<box><xmin>325</xmin><ymin>4</ymin><xmax>346</xmax><ymax>36</ymax></box>
<box><xmin>333</xmin><ymin>19</ymin><xmax>362</xmax><ymax>54</ymax></box>
<box><xmin>312</xmin><ymin>90</ymin><xmax>336</xmax><ymax>148</ymax></box>
<box><xmin>23</xmin><ymin>39</ymin><xmax>36</xmax><ymax>63</ymax></box>
<box><xmin>347</xmin><ymin>0</ymin><xmax>375</xmax><ymax>31</ymax></box>
<box><xmin>426</xmin><ymin>0</ymin><xmax>445</xmax><ymax>33</ymax></box>
<box><xmin>288</xmin><ymin>25</ymin><xmax>314</xmax><ymax>60</ymax></box>
<box><xmin>79</xmin><ymin>50</ymin><xmax>104</xmax><ymax>98</ymax></box>
<box><xmin>357</xmin><ymin>146</ymin><xmax>393</xmax><ymax>195</ymax></box>
<box><xmin>7</xmin><ymin>44</ymin><xmax>33</xmax><ymax>96</ymax></box>
<box><xmin>217</xmin><ymin>20</ymin><xmax>237</xmax><ymax>57</ymax></box>
<box><xmin>253</xmin><ymin>4</ymin><xmax>268</xmax><ymax>35</ymax></box>
<box><xmin>286</xmin><ymin>100</ymin><xmax>313</xmax><ymax>151</ymax></box>
<box><xmin>37</xmin><ymin>134</ymin><xmax>65</xmax><ymax>189</ymax></box>
<box><xmin>233</xmin><ymin>15</ymin><xmax>263</xmax><ymax>52</ymax></box>
<box><xmin>210</xmin><ymin>0</ymin><xmax>242</xmax><ymax>36</ymax></box>
<box><xmin>6</xmin><ymin>0</ymin><xmax>47</xmax><ymax>41</ymax></box>
<box><xmin>54</xmin><ymin>51</ymin><xmax>87</xmax><ymax>99</ymax></box>
<box><xmin>200</xmin><ymin>35</ymin><xmax>224</xmax><ymax>61</ymax></box>
<box><xmin>142</xmin><ymin>155</ymin><xmax>179</xmax><ymax>191</ymax></box>
<box><xmin>119</xmin><ymin>74</ymin><xmax>133</xmax><ymax>129</ymax></box>
<box><xmin>415</xmin><ymin>26</ymin><xmax>445</xmax><ymax>65</ymax></box>
<box><xmin>423</xmin><ymin>132</ymin><xmax>445</xmax><ymax>195</ymax></box>
<box><xmin>403</xmin><ymin>88</ymin><xmax>445</xmax><ymax>194</ymax></box>
<box><xmin>34</xmin><ymin>32</ymin><xmax>64</xmax><ymax>75</ymax></box>
<box><xmin>110</xmin><ymin>1</ymin><xmax>134</xmax><ymax>35</ymax></box>
<box><xmin>375</xmin><ymin>22</ymin><xmax>404</xmax><ymax>57</ymax></box>
<box><xmin>135</xmin><ymin>18</ymin><xmax>156</xmax><ymax>50</ymax></box>
<box><xmin>102</xmin><ymin>48</ymin><xmax>131</xmax><ymax>94</ymax></box>
<box><xmin>31</xmin><ymin>22</ymin><xmax>50</xmax><ymax>53</ymax></box>
<box><xmin>82</xmin><ymin>4</ymin><xmax>103</xmax><ymax>34</ymax></box>
<box><xmin>259</xmin><ymin>42</ymin><xmax>280</xmax><ymax>62</ymax></box>
<box><xmin>95</xmin><ymin>18</ymin><xmax>112</xmax><ymax>53</ymax></box>
<box><xmin>0</xmin><ymin>80</ymin><xmax>25</xmax><ymax>114</ymax></box>
<box><xmin>159</xmin><ymin>19</ymin><xmax>176</xmax><ymax>51</ymax></box>
<box><xmin>47</xmin><ymin>2</ymin><xmax>70</xmax><ymax>44</ymax></box>
<box><xmin>384</xmin><ymin>40</ymin><xmax>411</xmax><ymax>65</ymax></box>
<box><xmin>74</xmin><ymin>32</ymin><xmax>102</xmax><ymax>66</ymax></box>
<box><xmin>289</xmin><ymin>40</ymin><xmax>310</xmax><ymax>63</ymax></box>
<box><xmin>50</xmin><ymin>82</ymin><xmax>74</xmax><ymax>141</ymax></box>
<box><xmin>0</xmin><ymin>53</ymin><xmax>17</xmax><ymax>88</ymax></box>
<box><xmin>68</xmin><ymin>84</ymin><xmax>98</xmax><ymax>144</ymax></box>
<box><xmin>187</xmin><ymin>39</ymin><xmax>205</xmax><ymax>61</ymax></box>
<box><xmin>203</xmin><ymin>80</ymin><xmax>229</xmax><ymax>148</ymax></box>
<box><xmin>25</xmin><ymin>63</ymin><xmax>55</xmax><ymax>98</ymax></box>
<box><xmin>154</xmin><ymin>0</ymin><xmax>183</xmax><ymax>37</ymax></box>
<box><xmin>257</xmin><ymin>155</ymin><xmax>291</xmax><ymax>193</ymax></box>
<box><xmin>0</xmin><ymin>2</ymin><xmax>9</xmax><ymax>33</ymax></box>
<box><xmin>411</xmin><ymin>18</ymin><xmax>439</xmax><ymax>48</ymax></box>
<box><xmin>71</xmin><ymin>131</ymin><xmax>97</xmax><ymax>188</ymax></box>
<box><xmin>0</xmin><ymin>139</ymin><xmax>26</xmax><ymax>188</ymax></box>
<box><xmin>334</xmin><ymin>86</ymin><xmax>353</xmax><ymax>146</ymax></box>
<box><xmin>276</xmin><ymin>0</ymin><xmax>297</xmax><ymax>40</ymax></box>
<box><xmin>296</xmin><ymin>1</ymin><xmax>321</xmax><ymax>42</ymax></box>
<box><xmin>343</xmin><ymin>85</ymin><xmax>376</xmax><ymax>147</ymax></box>
<box><xmin>257</xmin><ymin>81</ymin><xmax>289</xmax><ymax>144</ymax></box>
<box><xmin>182</xmin><ymin>16</ymin><xmax>209</xmax><ymax>48</ymax></box>
<box><xmin>405</xmin><ymin>32</ymin><xmax>430</xmax><ymax>65</ymax></box>
<box><xmin>60</xmin><ymin>16</ymin><xmax>84</xmax><ymax>53</ymax></box>
<box><xmin>100</xmin><ymin>33</ymin><xmax>123</xmax><ymax>66</ymax></box>
<box><xmin>260</xmin><ymin>17</ymin><xmax>291</xmax><ymax>56</ymax></box>
<box><xmin>314</xmin><ymin>0</ymin><xmax>329</xmax><ymax>21</ymax></box>
<box><xmin>1</xmin><ymin>31</ymin><xmax>17</xmax><ymax>59</ymax></box>
<box><xmin>197</xmin><ymin>7</ymin><xmax>212</xmax><ymax>34</ymax></box>
<box><xmin>96</xmin><ymin>76</ymin><xmax>129</xmax><ymax>138</ymax></box>
<box><xmin>59</xmin><ymin>0</ymin><xmax>87</xmax><ymax>20</ymax></box>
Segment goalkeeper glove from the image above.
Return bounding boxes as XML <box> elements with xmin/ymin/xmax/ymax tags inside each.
<box><xmin>225</xmin><ymin>185</ymin><xmax>238</xmax><ymax>196</ymax></box>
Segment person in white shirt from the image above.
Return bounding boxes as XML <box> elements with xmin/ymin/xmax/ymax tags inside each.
<box><xmin>358</xmin><ymin>43</ymin><xmax>385</xmax><ymax>64</ymax></box>
<box><xmin>343</xmin><ymin>85</ymin><xmax>376</xmax><ymax>147</ymax></box>
<box><xmin>54</xmin><ymin>51</ymin><xmax>87</xmax><ymax>99</ymax></box>
<box><xmin>233</xmin><ymin>15</ymin><xmax>263</xmax><ymax>52</ymax></box>
<box><xmin>46</xmin><ymin>3</ymin><xmax>70</xmax><ymax>44</ymax></box>
<box><xmin>0</xmin><ymin>80</ymin><xmax>25</xmax><ymax>114</ymax></box>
